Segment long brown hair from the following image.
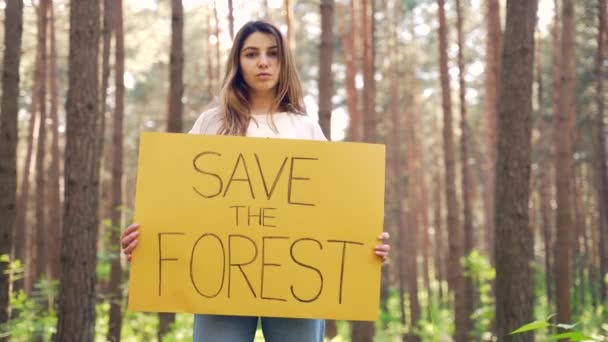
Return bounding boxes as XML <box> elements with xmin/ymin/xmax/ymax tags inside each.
<box><xmin>218</xmin><ymin>21</ymin><xmax>305</xmax><ymax>135</ymax></box>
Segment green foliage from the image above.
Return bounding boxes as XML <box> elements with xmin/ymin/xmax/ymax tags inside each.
<box><xmin>0</xmin><ymin>256</ymin><xmax>58</xmax><ymax>342</ymax></box>
<box><xmin>509</xmin><ymin>315</ymin><xmax>599</xmax><ymax>342</ymax></box>
<box><xmin>463</xmin><ymin>250</ymin><xmax>496</xmax><ymax>341</ymax></box>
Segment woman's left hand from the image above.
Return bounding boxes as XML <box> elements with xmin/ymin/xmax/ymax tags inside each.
<box><xmin>374</xmin><ymin>232</ymin><xmax>391</xmax><ymax>263</ymax></box>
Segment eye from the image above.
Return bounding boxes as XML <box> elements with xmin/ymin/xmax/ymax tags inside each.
<box><xmin>268</xmin><ymin>50</ymin><xmax>278</xmax><ymax>57</ymax></box>
<box><xmin>245</xmin><ymin>52</ymin><xmax>257</xmax><ymax>58</ymax></box>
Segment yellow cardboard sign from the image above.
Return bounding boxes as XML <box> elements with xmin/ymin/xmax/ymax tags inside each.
<box><xmin>128</xmin><ymin>132</ymin><xmax>385</xmax><ymax>321</ymax></box>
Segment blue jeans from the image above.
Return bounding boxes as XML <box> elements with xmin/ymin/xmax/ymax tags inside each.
<box><xmin>193</xmin><ymin>314</ymin><xmax>325</xmax><ymax>342</ymax></box>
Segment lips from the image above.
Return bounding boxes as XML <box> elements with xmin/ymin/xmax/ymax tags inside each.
<box><xmin>256</xmin><ymin>72</ymin><xmax>272</xmax><ymax>78</ymax></box>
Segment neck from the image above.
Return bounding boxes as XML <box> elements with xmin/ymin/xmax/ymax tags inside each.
<box><xmin>249</xmin><ymin>90</ymin><xmax>277</xmax><ymax>115</ymax></box>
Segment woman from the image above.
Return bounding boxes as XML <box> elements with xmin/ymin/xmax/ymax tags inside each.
<box><xmin>121</xmin><ymin>20</ymin><xmax>390</xmax><ymax>342</ymax></box>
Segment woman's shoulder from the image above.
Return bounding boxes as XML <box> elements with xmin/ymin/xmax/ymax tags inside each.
<box><xmin>189</xmin><ymin>106</ymin><xmax>223</xmax><ymax>135</ymax></box>
<box><xmin>283</xmin><ymin>112</ymin><xmax>327</xmax><ymax>141</ymax></box>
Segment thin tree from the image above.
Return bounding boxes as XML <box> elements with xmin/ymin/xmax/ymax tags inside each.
<box><xmin>484</xmin><ymin>0</ymin><xmax>501</xmax><ymax>258</ymax></box>
<box><xmin>403</xmin><ymin>71</ymin><xmax>421</xmax><ymax>342</ymax></box>
<box><xmin>437</xmin><ymin>0</ymin><xmax>466</xmax><ymax>340</ymax></box>
<box><xmin>318</xmin><ymin>0</ymin><xmax>334</xmax><ymax>140</ymax></box>
<box><xmin>549</xmin><ymin>0</ymin><xmax>561</xmax><ymax>305</ymax></box>
<box><xmin>536</xmin><ymin>34</ymin><xmax>554</xmax><ymax>304</ymax></box>
<box><xmin>285</xmin><ymin>0</ymin><xmax>295</xmax><ymax>52</ymax></box>
<box><xmin>321</xmin><ymin>6</ymin><xmax>337</xmax><ymax>339</ymax></box>
<box><xmin>213</xmin><ymin>0</ymin><xmax>221</xmax><ymax>88</ymax></box>
<box><xmin>107</xmin><ymin>0</ymin><xmax>125</xmax><ymax>340</ymax></box>
<box><xmin>456</xmin><ymin>0</ymin><xmax>475</xmax><ymax>336</ymax></box>
<box><xmin>159</xmin><ymin>0</ymin><xmax>184</xmax><ymax>338</ymax></box>
<box><xmin>595</xmin><ymin>0</ymin><xmax>608</xmax><ymax>305</ymax></box>
<box><xmin>554</xmin><ymin>0</ymin><xmax>575</xmax><ymax>327</ymax></box>
<box><xmin>0</xmin><ymin>0</ymin><xmax>24</xmax><ymax>325</ymax></box>
<box><xmin>228</xmin><ymin>0</ymin><xmax>235</xmax><ymax>40</ymax></box>
<box><xmin>206</xmin><ymin>5</ymin><xmax>214</xmax><ymax>98</ymax></box>
<box><xmin>17</xmin><ymin>0</ymin><xmax>44</xmax><ymax>290</ymax></box>
<box><xmin>47</xmin><ymin>0</ymin><xmax>62</xmax><ymax>280</ymax></box>
<box><xmin>55</xmin><ymin>0</ymin><xmax>101</xmax><ymax>339</ymax></box>
<box><xmin>34</xmin><ymin>0</ymin><xmax>50</xmax><ymax>284</ymax></box>
<box><xmin>352</xmin><ymin>0</ymin><xmax>376</xmax><ymax>340</ymax></box>
<box><xmin>340</xmin><ymin>0</ymin><xmax>360</xmax><ymax>142</ymax></box>
<box><xmin>494</xmin><ymin>0</ymin><xmax>538</xmax><ymax>340</ymax></box>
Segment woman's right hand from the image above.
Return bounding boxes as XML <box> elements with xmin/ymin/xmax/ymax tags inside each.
<box><xmin>121</xmin><ymin>223</ymin><xmax>140</xmax><ymax>261</ymax></box>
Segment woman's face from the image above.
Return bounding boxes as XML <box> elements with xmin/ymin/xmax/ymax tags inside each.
<box><xmin>239</xmin><ymin>32</ymin><xmax>281</xmax><ymax>97</ymax></box>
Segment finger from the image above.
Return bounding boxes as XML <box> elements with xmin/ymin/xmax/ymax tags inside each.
<box><xmin>374</xmin><ymin>244</ymin><xmax>391</xmax><ymax>252</ymax></box>
<box><xmin>121</xmin><ymin>223</ymin><xmax>140</xmax><ymax>240</ymax></box>
<box><xmin>121</xmin><ymin>231</ymin><xmax>139</xmax><ymax>249</ymax></box>
<box><xmin>378</xmin><ymin>232</ymin><xmax>390</xmax><ymax>240</ymax></box>
<box><xmin>375</xmin><ymin>250</ymin><xmax>388</xmax><ymax>257</ymax></box>
<box><xmin>123</xmin><ymin>238</ymin><xmax>138</xmax><ymax>255</ymax></box>
<box><xmin>127</xmin><ymin>254</ymin><xmax>132</xmax><ymax>262</ymax></box>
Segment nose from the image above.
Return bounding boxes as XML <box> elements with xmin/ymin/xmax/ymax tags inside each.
<box><xmin>257</xmin><ymin>53</ymin><xmax>270</xmax><ymax>68</ymax></box>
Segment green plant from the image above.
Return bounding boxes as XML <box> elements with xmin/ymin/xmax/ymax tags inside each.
<box><xmin>510</xmin><ymin>315</ymin><xmax>604</xmax><ymax>342</ymax></box>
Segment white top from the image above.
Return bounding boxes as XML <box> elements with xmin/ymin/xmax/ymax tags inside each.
<box><xmin>188</xmin><ymin>107</ymin><xmax>327</xmax><ymax>141</ymax></box>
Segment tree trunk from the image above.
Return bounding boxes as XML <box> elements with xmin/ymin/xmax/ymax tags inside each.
<box><xmin>205</xmin><ymin>6</ymin><xmax>214</xmax><ymax>98</ymax></box>
<box><xmin>433</xmin><ymin>163</ymin><xmax>445</xmax><ymax>301</ymax></box>
<box><xmin>555</xmin><ymin>0</ymin><xmax>575</xmax><ymax>328</ymax></box>
<box><xmin>228</xmin><ymin>0</ymin><xmax>234</xmax><ymax>39</ymax></box>
<box><xmin>456</xmin><ymin>0</ymin><xmax>474</xmax><ymax>337</ymax></box>
<box><xmin>484</xmin><ymin>0</ymin><xmax>501</xmax><ymax>259</ymax></box>
<box><xmin>595</xmin><ymin>0</ymin><xmax>608</xmax><ymax>305</ymax></box>
<box><xmin>55</xmin><ymin>0</ymin><xmax>101</xmax><ymax>340</ymax></box>
<box><xmin>403</xmin><ymin>72</ymin><xmax>421</xmax><ymax>342</ymax></box>
<box><xmin>107</xmin><ymin>0</ymin><xmax>125</xmax><ymax>340</ymax></box>
<box><xmin>437</xmin><ymin>1</ymin><xmax>465</xmax><ymax>341</ymax></box>
<box><xmin>318</xmin><ymin>0</ymin><xmax>334</xmax><ymax>140</ymax></box>
<box><xmin>98</xmin><ymin>0</ymin><xmax>113</xmax><ymax>267</ymax></box>
<box><xmin>34</xmin><ymin>0</ymin><xmax>50</xmax><ymax>285</ymax></box>
<box><xmin>362</xmin><ymin>0</ymin><xmax>376</xmax><ymax>143</ymax></box>
<box><xmin>47</xmin><ymin>0</ymin><xmax>62</xmax><ymax>281</ymax></box>
<box><xmin>352</xmin><ymin>1</ymin><xmax>376</xmax><ymax>340</ymax></box>
<box><xmin>494</xmin><ymin>0</ymin><xmax>538</xmax><ymax>341</ymax></box>
<box><xmin>159</xmin><ymin>1</ymin><xmax>184</xmax><ymax>338</ymax></box>
<box><xmin>213</xmin><ymin>0</ymin><xmax>221</xmax><ymax>90</ymax></box>
<box><xmin>285</xmin><ymin>0</ymin><xmax>296</xmax><ymax>53</ymax></box>
<box><xmin>340</xmin><ymin>0</ymin><xmax>360</xmax><ymax>142</ymax></box>
<box><xmin>0</xmin><ymin>0</ymin><xmax>24</xmax><ymax>325</ymax></box>
<box><xmin>536</xmin><ymin>33</ymin><xmax>554</xmax><ymax>305</ymax></box>
<box><xmin>14</xmin><ymin>67</ymin><xmax>38</xmax><ymax>293</ymax></box>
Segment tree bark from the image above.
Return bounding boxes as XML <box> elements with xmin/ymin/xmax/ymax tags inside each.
<box><xmin>34</xmin><ymin>0</ymin><xmax>50</xmax><ymax>284</ymax></box>
<box><xmin>159</xmin><ymin>1</ymin><xmax>184</xmax><ymax>338</ymax></box>
<box><xmin>55</xmin><ymin>0</ymin><xmax>101</xmax><ymax>340</ymax></box>
<box><xmin>494</xmin><ymin>0</ymin><xmax>538</xmax><ymax>341</ymax></box>
<box><xmin>484</xmin><ymin>0</ymin><xmax>501</xmax><ymax>259</ymax></box>
<box><xmin>352</xmin><ymin>0</ymin><xmax>376</xmax><ymax>340</ymax></box>
<box><xmin>14</xmin><ymin>66</ymin><xmax>38</xmax><ymax>293</ymax></box>
<box><xmin>47</xmin><ymin>0</ymin><xmax>62</xmax><ymax>281</ymax></box>
<box><xmin>340</xmin><ymin>0</ymin><xmax>360</xmax><ymax>142</ymax></box>
<box><xmin>595</xmin><ymin>0</ymin><xmax>608</xmax><ymax>305</ymax></box>
<box><xmin>0</xmin><ymin>0</ymin><xmax>24</xmax><ymax>325</ymax></box>
<box><xmin>285</xmin><ymin>0</ymin><xmax>296</xmax><ymax>53</ymax></box>
<box><xmin>107</xmin><ymin>0</ymin><xmax>125</xmax><ymax>340</ymax></box>
<box><xmin>318</xmin><ymin>0</ymin><xmax>334</xmax><ymax>140</ymax></box>
<box><xmin>536</xmin><ymin>32</ymin><xmax>554</xmax><ymax>305</ymax></box>
<box><xmin>362</xmin><ymin>0</ymin><xmax>376</xmax><ymax>143</ymax></box>
<box><xmin>213</xmin><ymin>1</ymin><xmax>221</xmax><ymax>88</ymax></box>
<box><xmin>554</xmin><ymin>0</ymin><xmax>575</xmax><ymax>328</ymax></box>
<box><xmin>437</xmin><ymin>0</ymin><xmax>465</xmax><ymax>341</ymax></box>
<box><xmin>228</xmin><ymin>0</ymin><xmax>234</xmax><ymax>39</ymax></box>
<box><xmin>456</xmin><ymin>0</ymin><xmax>474</xmax><ymax>338</ymax></box>
<box><xmin>403</xmin><ymin>72</ymin><xmax>421</xmax><ymax>342</ymax></box>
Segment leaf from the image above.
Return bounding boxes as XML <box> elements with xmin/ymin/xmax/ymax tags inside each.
<box><xmin>548</xmin><ymin>331</ymin><xmax>594</xmax><ymax>341</ymax></box>
<box><xmin>510</xmin><ymin>320</ymin><xmax>550</xmax><ymax>335</ymax></box>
